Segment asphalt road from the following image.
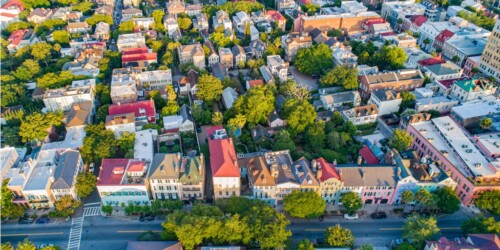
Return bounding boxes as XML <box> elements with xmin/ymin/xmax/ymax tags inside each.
<box><xmin>2</xmin><ymin>215</ymin><xmax>464</xmax><ymax>249</ymax></box>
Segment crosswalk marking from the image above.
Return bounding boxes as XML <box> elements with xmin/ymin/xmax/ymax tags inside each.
<box><xmin>67</xmin><ymin>217</ymin><xmax>84</xmax><ymax>250</ymax></box>
<box><xmin>83</xmin><ymin>207</ymin><xmax>101</xmax><ymax>217</ymax></box>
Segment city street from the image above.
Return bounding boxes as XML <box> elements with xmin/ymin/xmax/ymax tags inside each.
<box><xmin>1</xmin><ymin>212</ymin><xmax>465</xmax><ymax>249</ymax></box>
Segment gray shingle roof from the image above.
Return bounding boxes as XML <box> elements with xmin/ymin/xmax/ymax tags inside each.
<box><xmin>51</xmin><ymin>150</ymin><xmax>80</xmax><ymax>190</ymax></box>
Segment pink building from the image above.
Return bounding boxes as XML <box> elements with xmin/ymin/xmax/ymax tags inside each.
<box><xmin>462</xmin><ymin>56</ymin><xmax>480</xmax><ymax>79</ymax></box>
<box><xmin>407</xmin><ymin>116</ymin><xmax>500</xmax><ymax>205</ymax></box>
<box><xmin>474</xmin><ymin>133</ymin><xmax>500</xmax><ymax>159</ymax></box>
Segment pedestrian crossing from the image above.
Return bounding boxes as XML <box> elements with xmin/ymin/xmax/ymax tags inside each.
<box><xmin>67</xmin><ymin>217</ymin><xmax>84</xmax><ymax>250</ymax></box>
<box><xmin>83</xmin><ymin>206</ymin><xmax>101</xmax><ymax>217</ymax></box>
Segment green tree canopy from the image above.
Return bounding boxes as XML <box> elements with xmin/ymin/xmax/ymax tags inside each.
<box><xmin>283</xmin><ymin>190</ymin><xmax>326</xmax><ymax>218</ymax></box>
<box><xmin>294</xmin><ymin>43</ymin><xmax>333</xmax><ymax>75</ymax></box>
<box><xmin>389</xmin><ymin>129</ymin><xmax>413</xmax><ymax>152</ymax></box>
<box><xmin>296</xmin><ymin>239</ymin><xmax>314</xmax><ymax>250</ymax></box>
<box><xmin>400</xmin><ymin>91</ymin><xmax>416</xmax><ymax>112</ymax></box>
<box><xmin>433</xmin><ymin>186</ymin><xmax>460</xmax><ymax>214</ymax></box>
<box><xmin>118</xmin><ymin>20</ymin><xmax>135</xmax><ymax>33</ymax></box>
<box><xmin>177</xmin><ymin>16</ymin><xmax>192</xmax><ymax>30</ymax></box>
<box><xmin>319</xmin><ymin>66</ymin><xmax>359</xmax><ymax>89</ymax></box>
<box><xmin>283</xmin><ymin>99</ymin><xmax>316</xmax><ymax>135</ymax></box>
<box><xmin>117</xmin><ymin>132</ymin><xmax>135</xmax><ymax>158</ymax></box>
<box><xmin>31</xmin><ymin>42</ymin><xmax>52</xmax><ymax>67</ymax></box>
<box><xmin>16</xmin><ymin>238</ymin><xmax>36</xmax><ymax>250</ymax></box>
<box><xmin>480</xmin><ymin>117</ymin><xmax>493</xmax><ymax>130</ymax></box>
<box><xmin>474</xmin><ymin>190</ymin><xmax>500</xmax><ymax>214</ymax></box>
<box><xmin>1</xmin><ymin>179</ymin><xmax>25</xmax><ymax>219</ymax></box>
<box><xmin>233</xmin><ymin>86</ymin><xmax>275</xmax><ymax>125</ymax></box>
<box><xmin>324</xmin><ymin>224</ymin><xmax>354</xmax><ymax>247</ymax></box>
<box><xmin>340</xmin><ymin>192</ymin><xmax>363</xmax><ymax>215</ymax></box>
<box><xmin>403</xmin><ymin>215</ymin><xmax>439</xmax><ymax>244</ymax></box>
<box><xmin>81</xmin><ymin>123</ymin><xmax>118</xmax><ymax>163</ymax></box>
<box><xmin>75</xmin><ymin>172</ymin><xmax>97</xmax><ymax>198</ymax></box>
<box><xmin>19</xmin><ymin>112</ymin><xmax>63</xmax><ymax>143</ymax></box>
<box><xmin>52</xmin><ymin>30</ymin><xmax>70</xmax><ymax>45</ymax></box>
<box><xmin>55</xmin><ymin>195</ymin><xmax>82</xmax><ymax>217</ymax></box>
<box><xmin>305</xmin><ymin>120</ymin><xmax>326</xmax><ymax>152</ymax></box>
<box><xmin>71</xmin><ymin>1</ymin><xmax>94</xmax><ymax>14</ymax></box>
<box><xmin>37</xmin><ymin>71</ymin><xmax>80</xmax><ymax>89</ymax></box>
<box><xmin>272</xmin><ymin>130</ymin><xmax>296</xmax><ymax>152</ymax></box>
<box><xmin>461</xmin><ymin>216</ymin><xmax>500</xmax><ymax>235</ymax></box>
<box><xmin>85</xmin><ymin>14</ymin><xmax>113</xmax><ymax>26</ymax></box>
<box><xmin>197</xmin><ymin>75</ymin><xmax>223</xmax><ymax>103</ymax></box>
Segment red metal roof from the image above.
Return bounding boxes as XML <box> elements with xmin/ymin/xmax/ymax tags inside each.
<box><xmin>418</xmin><ymin>56</ymin><xmax>445</xmax><ymax>67</ymax></box>
<box><xmin>359</xmin><ymin>145</ymin><xmax>379</xmax><ymax>164</ymax></box>
<box><xmin>206</xmin><ymin>125</ymin><xmax>241</xmax><ymax>178</ymax></box>
<box><xmin>247</xmin><ymin>79</ymin><xmax>264</xmax><ymax>88</ymax></box>
<box><xmin>410</xmin><ymin>15</ymin><xmax>428</xmax><ymax>27</ymax></box>
<box><xmin>127</xmin><ymin>160</ymin><xmax>146</xmax><ymax>172</ymax></box>
<box><xmin>98</xmin><ymin>159</ymin><xmax>129</xmax><ymax>185</ymax></box>
<box><xmin>122</xmin><ymin>53</ymin><xmax>157</xmax><ymax>63</ymax></box>
<box><xmin>379</xmin><ymin>31</ymin><xmax>395</xmax><ymax>36</ymax></box>
<box><xmin>435</xmin><ymin>29</ymin><xmax>454</xmax><ymax>43</ymax></box>
<box><xmin>108</xmin><ymin>99</ymin><xmax>156</xmax><ymax>122</ymax></box>
<box><xmin>122</xmin><ymin>46</ymin><xmax>149</xmax><ymax>55</ymax></box>
<box><xmin>438</xmin><ymin>77</ymin><xmax>468</xmax><ymax>89</ymax></box>
<box><xmin>362</xmin><ymin>18</ymin><xmax>386</xmax><ymax>26</ymax></box>
<box><xmin>315</xmin><ymin>157</ymin><xmax>341</xmax><ymax>182</ymax></box>
<box><xmin>8</xmin><ymin>29</ymin><xmax>26</xmax><ymax>46</ymax></box>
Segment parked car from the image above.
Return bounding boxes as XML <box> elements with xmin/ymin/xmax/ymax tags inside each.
<box><xmin>35</xmin><ymin>217</ymin><xmax>50</xmax><ymax>224</ymax></box>
<box><xmin>343</xmin><ymin>213</ymin><xmax>359</xmax><ymax>220</ymax></box>
<box><xmin>37</xmin><ymin>244</ymin><xmax>54</xmax><ymax>248</ymax></box>
<box><xmin>371</xmin><ymin>212</ymin><xmax>387</xmax><ymax>219</ymax></box>
<box><xmin>139</xmin><ymin>213</ymin><xmax>155</xmax><ymax>222</ymax></box>
<box><xmin>316</xmin><ymin>238</ymin><xmax>325</xmax><ymax>245</ymax></box>
<box><xmin>18</xmin><ymin>217</ymin><xmax>34</xmax><ymax>224</ymax></box>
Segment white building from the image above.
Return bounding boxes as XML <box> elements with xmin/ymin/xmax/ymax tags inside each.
<box><xmin>320</xmin><ymin>91</ymin><xmax>361</xmax><ymax>111</ymax></box>
<box><xmin>138</xmin><ymin>70</ymin><xmax>172</xmax><ymax>90</ymax></box>
<box><xmin>415</xmin><ymin>96</ymin><xmax>459</xmax><ymax>113</ymax></box>
<box><xmin>105</xmin><ymin>113</ymin><xmax>136</xmax><ymax>138</ymax></box>
<box><xmin>212</xmin><ymin>10</ymin><xmax>232</xmax><ymax>31</ymax></box>
<box><xmin>423</xmin><ymin>62</ymin><xmax>463</xmax><ymax>82</ymax></box>
<box><xmin>50</xmin><ymin>150</ymin><xmax>83</xmax><ymax>200</ymax></box>
<box><xmin>97</xmin><ymin>159</ymin><xmax>150</xmax><ymax>206</ymax></box>
<box><xmin>267</xmin><ymin>55</ymin><xmax>287</xmax><ymax>82</ymax></box>
<box><xmin>43</xmin><ymin>79</ymin><xmax>96</xmax><ymax>112</ymax></box>
<box><xmin>368</xmin><ymin>90</ymin><xmax>402</xmax><ymax>116</ymax></box>
<box><xmin>134</xmin><ymin>129</ymin><xmax>157</xmax><ymax>164</ymax></box>
<box><xmin>116</xmin><ymin>33</ymin><xmax>146</xmax><ymax>52</ymax></box>
<box><xmin>342</xmin><ymin>104</ymin><xmax>378</xmax><ymax>125</ymax></box>
<box><xmin>450</xmin><ymin>79</ymin><xmax>497</xmax><ymax>103</ymax></box>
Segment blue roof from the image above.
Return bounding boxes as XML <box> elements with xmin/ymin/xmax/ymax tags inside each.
<box><xmin>370</xmin><ymin>144</ymin><xmax>384</xmax><ymax>158</ymax></box>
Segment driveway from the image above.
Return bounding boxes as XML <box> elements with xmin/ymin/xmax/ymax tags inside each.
<box><xmin>289</xmin><ymin>66</ymin><xmax>319</xmax><ymax>91</ymax></box>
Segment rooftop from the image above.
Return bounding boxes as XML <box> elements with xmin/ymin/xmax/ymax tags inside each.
<box><xmin>206</xmin><ymin>125</ymin><xmax>240</xmax><ymax>178</ymax></box>
<box><xmin>343</xmin><ymin>104</ymin><xmax>378</xmax><ymax>118</ymax></box>
<box><xmin>336</xmin><ymin>165</ymin><xmax>398</xmax><ymax>187</ymax></box>
<box><xmin>134</xmin><ymin>129</ymin><xmax>157</xmax><ymax>164</ymax></box>
<box><xmin>98</xmin><ymin>159</ymin><xmax>147</xmax><ymax>186</ymax></box>
<box><xmin>424</xmin><ymin>62</ymin><xmax>462</xmax><ymax>76</ymax></box>
<box><xmin>476</xmin><ymin>133</ymin><xmax>500</xmax><ymax>157</ymax></box>
<box><xmin>451</xmin><ymin>100</ymin><xmax>500</xmax><ymax>119</ymax></box>
<box><xmin>361</xmin><ymin>69</ymin><xmax>423</xmax><ymax>84</ymax></box>
<box><xmin>411</xmin><ymin>116</ymin><xmax>497</xmax><ymax>178</ymax></box>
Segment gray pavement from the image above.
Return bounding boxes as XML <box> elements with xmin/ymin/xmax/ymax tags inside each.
<box><xmin>289</xmin><ymin>66</ymin><xmax>319</xmax><ymax>91</ymax></box>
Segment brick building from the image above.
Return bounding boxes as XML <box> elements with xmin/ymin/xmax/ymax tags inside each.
<box><xmin>359</xmin><ymin>69</ymin><xmax>425</xmax><ymax>98</ymax></box>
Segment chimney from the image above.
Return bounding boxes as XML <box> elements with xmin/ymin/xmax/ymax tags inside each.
<box><xmin>73</xmin><ymin>104</ymin><xmax>80</xmax><ymax>111</ymax></box>
<box><xmin>357</xmin><ymin>155</ymin><xmax>363</xmax><ymax>165</ymax></box>
<box><xmin>271</xmin><ymin>163</ymin><xmax>278</xmax><ymax>178</ymax></box>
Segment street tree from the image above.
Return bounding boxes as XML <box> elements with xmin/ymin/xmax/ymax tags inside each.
<box><xmin>474</xmin><ymin>190</ymin><xmax>500</xmax><ymax>214</ymax></box>
<box><xmin>415</xmin><ymin>188</ymin><xmax>432</xmax><ymax>211</ymax></box>
<box><xmin>324</xmin><ymin>224</ymin><xmax>354</xmax><ymax>247</ymax></box>
<box><xmin>340</xmin><ymin>192</ymin><xmax>363</xmax><ymax>215</ymax></box>
<box><xmin>75</xmin><ymin>172</ymin><xmax>97</xmax><ymax>198</ymax></box>
<box><xmin>16</xmin><ymin>239</ymin><xmax>36</xmax><ymax>250</ymax></box>
<box><xmin>283</xmin><ymin>190</ymin><xmax>326</xmax><ymax>219</ymax></box>
<box><xmin>101</xmin><ymin>205</ymin><xmax>112</xmax><ymax>215</ymax></box>
<box><xmin>402</xmin><ymin>215</ymin><xmax>439</xmax><ymax>244</ymax></box>
<box><xmin>1</xmin><ymin>179</ymin><xmax>25</xmax><ymax>219</ymax></box>
<box><xmin>19</xmin><ymin>112</ymin><xmax>63</xmax><ymax>143</ymax></box>
<box><xmin>401</xmin><ymin>190</ymin><xmax>415</xmax><ymax>209</ymax></box>
<box><xmin>433</xmin><ymin>186</ymin><xmax>460</xmax><ymax>214</ymax></box>
<box><xmin>388</xmin><ymin>129</ymin><xmax>413</xmax><ymax>152</ymax></box>
<box><xmin>55</xmin><ymin>195</ymin><xmax>82</xmax><ymax>217</ymax></box>
<box><xmin>296</xmin><ymin>239</ymin><xmax>314</xmax><ymax>250</ymax></box>
<box><xmin>233</xmin><ymin>86</ymin><xmax>275</xmax><ymax>125</ymax></box>
<box><xmin>461</xmin><ymin>216</ymin><xmax>500</xmax><ymax>235</ymax></box>
<box><xmin>1</xmin><ymin>242</ymin><xmax>14</xmax><ymax>250</ymax></box>
<box><xmin>197</xmin><ymin>75</ymin><xmax>223</xmax><ymax>103</ymax></box>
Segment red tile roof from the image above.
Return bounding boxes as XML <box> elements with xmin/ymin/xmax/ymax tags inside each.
<box><xmin>128</xmin><ymin>161</ymin><xmax>146</xmax><ymax>172</ymax></box>
<box><xmin>108</xmin><ymin>99</ymin><xmax>156</xmax><ymax>122</ymax></box>
<box><xmin>435</xmin><ymin>29</ymin><xmax>454</xmax><ymax>43</ymax></box>
<box><xmin>8</xmin><ymin>29</ymin><xmax>26</xmax><ymax>46</ymax></box>
<box><xmin>98</xmin><ymin>159</ymin><xmax>129</xmax><ymax>185</ymax></box>
<box><xmin>359</xmin><ymin>145</ymin><xmax>379</xmax><ymax>164</ymax></box>
<box><xmin>409</xmin><ymin>15</ymin><xmax>427</xmax><ymax>27</ymax></box>
<box><xmin>206</xmin><ymin>125</ymin><xmax>240</xmax><ymax>178</ymax></box>
<box><xmin>247</xmin><ymin>79</ymin><xmax>264</xmax><ymax>88</ymax></box>
<box><xmin>315</xmin><ymin>157</ymin><xmax>341</xmax><ymax>182</ymax></box>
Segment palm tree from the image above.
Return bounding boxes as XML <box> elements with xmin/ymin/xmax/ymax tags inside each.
<box><xmin>480</xmin><ymin>117</ymin><xmax>492</xmax><ymax>131</ymax></box>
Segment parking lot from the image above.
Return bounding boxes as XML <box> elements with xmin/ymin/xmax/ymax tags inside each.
<box><xmin>288</xmin><ymin>66</ymin><xmax>319</xmax><ymax>91</ymax></box>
